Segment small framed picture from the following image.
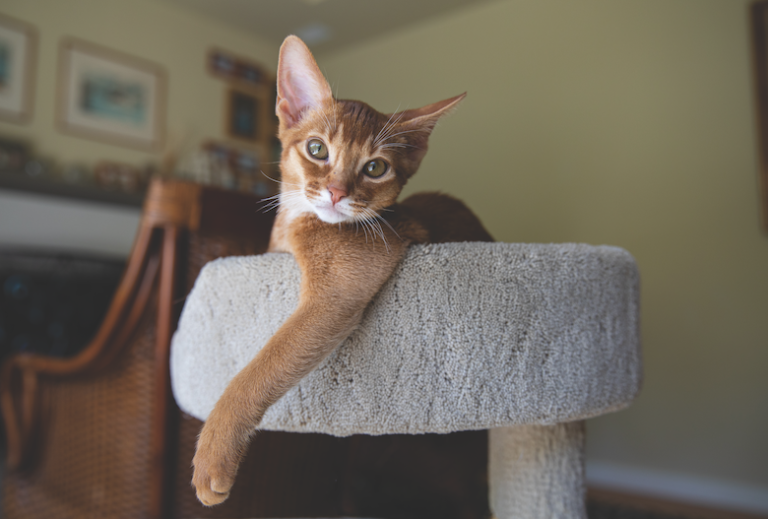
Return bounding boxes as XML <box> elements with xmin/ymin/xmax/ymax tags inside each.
<box><xmin>226</xmin><ymin>87</ymin><xmax>261</xmax><ymax>142</ymax></box>
<box><xmin>0</xmin><ymin>14</ymin><xmax>37</xmax><ymax>123</ymax></box>
<box><xmin>57</xmin><ymin>38</ymin><xmax>166</xmax><ymax>150</ymax></box>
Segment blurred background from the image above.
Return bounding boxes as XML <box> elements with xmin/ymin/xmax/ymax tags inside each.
<box><xmin>0</xmin><ymin>0</ymin><xmax>766</xmax><ymax>517</ymax></box>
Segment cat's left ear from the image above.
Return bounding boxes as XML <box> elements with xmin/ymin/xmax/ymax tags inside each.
<box><xmin>276</xmin><ymin>35</ymin><xmax>334</xmax><ymax>129</ymax></box>
<box><xmin>395</xmin><ymin>93</ymin><xmax>466</xmax><ymax>164</ymax></box>
<box><xmin>397</xmin><ymin>93</ymin><xmax>466</xmax><ymax>130</ymax></box>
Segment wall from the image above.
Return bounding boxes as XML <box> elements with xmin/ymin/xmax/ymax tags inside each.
<box><xmin>0</xmin><ymin>0</ymin><xmax>279</xmax><ymax>168</ymax></box>
<box><xmin>0</xmin><ymin>190</ymin><xmax>140</xmax><ymax>257</ymax></box>
<box><xmin>0</xmin><ymin>0</ymin><xmax>279</xmax><ymax>257</ymax></box>
<box><xmin>320</xmin><ymin>0</ymin><xmax>768</xmax><ymax>512</ymax></box>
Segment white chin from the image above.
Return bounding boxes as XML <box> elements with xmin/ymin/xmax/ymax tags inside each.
<box><xmin>314</xmin><ymin>205</ymin><xmax>350</xmax><ymax>224</ymax></box>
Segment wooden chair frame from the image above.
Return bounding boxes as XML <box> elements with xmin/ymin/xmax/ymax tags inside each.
<box><xmin>1</xmin><ymin>179</ymin><xmax>274</xmax><ymax>518</ymax></box>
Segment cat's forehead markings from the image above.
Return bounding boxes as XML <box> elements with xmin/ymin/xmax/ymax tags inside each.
<box><xmin>327</xmin><ymin>123</ymin><xmax>346</xmax><ymax>148</ymax></box>
<box><xmin>338</xmin><ymin>101</ymin><xmax>384</xmax><ymax>146</ymax></box>
<box><xmin>327</xmin><ymin>124</ymin><xmax>363</xmax><ymax>169</ymax></box>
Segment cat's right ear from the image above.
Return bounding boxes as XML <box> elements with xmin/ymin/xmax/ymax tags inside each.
<box><xmin>276</xmin><ymin>36</ymin><xmax>333</xmax><ymax>129</ymax></box>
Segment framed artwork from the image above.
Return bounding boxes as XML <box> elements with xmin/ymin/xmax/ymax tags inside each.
<box><xmin>0</xmin><ymin>14</ymin><xmax>37</xmax><ymax>123</ymax></box>
<box><xmin>226</xmin><ymin>87</ymin><xmax>262</xmax><ymax>142</ymax></box>
<box><xmin>751</xmin><ymin>1</ymin><xmax>768</xmax><ymax>231</ymax></box>
<box><xmin>58</xmin><ymin>38</ymin><xmax>166</xmax><ymax>150</ymax></box>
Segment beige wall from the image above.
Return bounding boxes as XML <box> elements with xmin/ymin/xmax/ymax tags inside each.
<box><xmin>321</xmin><ymin>0</ymin><xmax>768</xmax><ymax>494</ymax></box>
<box><xmin>0</xmin><ymin>0</ymin><xmax>279</xmax><ymax>167</ymax></box>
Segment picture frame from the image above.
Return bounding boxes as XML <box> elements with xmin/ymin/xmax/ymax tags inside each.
<box><xmin>57</xmin><ymin>38</ymin><xmax>166</xmax><ymax>150</ymax></box>
<box><xmin>751</xmin><ymin>1</ymin><xmax>768</xmax><ymax>231</ymax></box>
<box><xmin>0</xmin><ymin>14</ymin><xmax>37</xmax><ymax>124</ymax></box>
<box><xmin>225</xmin><ymin>87</ymin><xmax>264</xmax><ymax>142</ymax></box>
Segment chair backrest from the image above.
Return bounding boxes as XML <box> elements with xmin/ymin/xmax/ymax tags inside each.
<box><xmin>1</xmin><ymin>179</ymin><xmax>273</xmax><ymax>518</ymax></box>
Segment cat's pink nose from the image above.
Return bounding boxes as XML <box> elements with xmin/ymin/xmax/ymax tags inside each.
<box><xmin>328</xmin><ymin>185</ymin><xmax>348</xmax><ymax>205</ymax></box>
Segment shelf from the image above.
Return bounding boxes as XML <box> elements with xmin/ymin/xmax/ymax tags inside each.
<box><xmin>0</xmin><ymin>172</ymin><xmax>145</xmax><ymax>208</ymax></box>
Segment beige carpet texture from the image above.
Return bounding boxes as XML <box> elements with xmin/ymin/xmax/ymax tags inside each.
<box><xmin>170</xmin><ymin>242</ymin><xmax>642</xmax><ymax>436</ymax></box>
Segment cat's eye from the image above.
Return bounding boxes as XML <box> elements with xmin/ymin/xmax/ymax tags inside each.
<box><xmin>362</xmin><ymin>159</ymin><xmax>388</xmax><ymax>178</ymax></box>
<box><xmin>307</xmin><ymin>139</ymin><xmax>328</xmax><ymax>160</ymax></box>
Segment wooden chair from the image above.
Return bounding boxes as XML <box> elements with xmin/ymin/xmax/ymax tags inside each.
<box><xmin>1</xmin><ymin>178</ymin><xmax>489</xmax><ymax>519</ymax></box>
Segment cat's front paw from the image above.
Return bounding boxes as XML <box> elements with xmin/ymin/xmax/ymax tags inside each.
<box><xmin>192</xmin><ymin>428</ymin><xmax>238</xmax><ymax>506</ymax></box>
<box><xmin>192</xmin><ymin>459</ymin><xmax>233</xmax><ymax>506</ymax></box>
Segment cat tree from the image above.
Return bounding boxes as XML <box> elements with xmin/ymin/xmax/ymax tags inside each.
<box><xmin>170</xmin><ymin>242</ymin><xmax>642</xmax><ymax>519</ymax></box>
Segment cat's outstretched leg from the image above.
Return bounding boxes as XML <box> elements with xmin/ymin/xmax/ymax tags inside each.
<box><xmin>192</xmin><ymin>218</ymin><xmax>409</xmax><ymax>506</ymax></box>
<box><xmin>191</xmin><ymin>300</ymin><xmax>364</xmax><ymax>505</ymax></box>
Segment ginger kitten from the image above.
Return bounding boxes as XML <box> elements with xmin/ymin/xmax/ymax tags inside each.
<box><xmin>192</xmin><ymin>35</ymin><xmax>492</xmax><ymax>506</ymax></box>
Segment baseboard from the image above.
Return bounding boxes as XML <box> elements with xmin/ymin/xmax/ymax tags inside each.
<box><xmin>586</xmin><ymin>461</ymin><xmax>768</xmax><ymax>516</ymax></box>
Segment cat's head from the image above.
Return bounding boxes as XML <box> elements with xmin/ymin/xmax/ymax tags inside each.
<box><xmin>274</xmin><ymin>35</ymin><xmax>464</xmax><ymax>225</ymax></box>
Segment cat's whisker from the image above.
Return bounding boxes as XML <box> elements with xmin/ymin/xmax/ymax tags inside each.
<box><xmin>354</xmin><ymin>210</ymin><xmax>373</xmax><ymax>245</ymax></box>
<box><xmin>280</xmin><ymin>187</ymin><xmax>306</xmax><ymax>195</ymax></box>
<box><xmin>259</xmin><ymin>193</ymin><xmax>290</xmax><ymax>212</ymax></box>
<box><xmin>358</xmin><ymin>207</ymin><xmax>391</xmax><ymax>252</ymax></box>
<box><xmin>260</xmin><ymin>204</ymin><xmax>280</xmax><ymax>214</ymax></box>
<box><xmin>378</xmin><ymin>127</ymin><xmax>429</xmax><ymax>144</ymax></box>
<box><xmin>378</xmin><ymin>143</ymin><xmax>420</xmax><ymax>151</ymax></box>
<box><xmin>373</xmin><ymin>105</ymin><xmax>405</xmax><ymax>146</ymax></box>
<box><xmin>373</xmin><ymin>109</ymin><xmax>407</xmax><ymax>148</ymax></box>
<box><xmin>379</xmin><ymin>110</ymin><xmax>409</xmax><ymax>145</ymax></box>
<box><xmin>278</xmin><ymin>187</ymin><xmax>305</xmax><ymax>197</ymax></box>
<box><xmin>373</xmin><ymin>105</ymin><xmax>399</xmax><ymax>146</ymax></box>
<box><xmin>259</xmin><ymin>188</ymin><xmax>308</xmax><ymax>213</ymax></box>
<box><xmin>264</xmin><ymin>195</ymin><xmax>300</xmax><ymax>207</ymax></box>
<box><xmin>331</xmin><ymin>98</ymin><xmax>338</xmax><ymax>131</ymax></box>
<box><xmin>358</xmin><ymin>217</ymin><xmax>371</xmax><ymax>244</ymax></box>
<box><xmin>273</xmin><ymin>190</ymin><xmax>305</xmax><ymax>201</ymax></box>
<box><xmin>371</xmin><ymin>219</ymin><xmax>390</xmax><ymax>253</ymax></box>
<box><xmin>259</xmin><ymin>195</ymin><xmax>280</xmax><ymax>204</ymax></box>
<box><xmin>354</xmin><ymin>220</ymin><xmax>368</xmax><ymax>243</ymax></box>
<box><xmin>260</xmin><ymin>170</ymin><xmax>293</xmax><ymax>186</ymax></box>
<box><xmin>265</xmin><ymin>187</ymin><xmax>303</xmax><ymax>199</ymax></box>
<box><xmin>364</xmin><ymin>219</ymin><xmax>381</xmax><ymax>248</ymax></box>
<box><xmin>376</xmin><ymin>214</ymin><xmax>401</xmax><ymax>243</ymax></box>
<box><xmin>319</xmin><ymin>108</ymin><xmax>334</xmax><ymax>135</ymax></box>
<box><xmin>259</xmin><ymin>198</ymin><xmax>285</xmax><ymax>213</ymax></box>
<box><xmin>260</xmin><ymin>172</ymin><xmax>281</xmax><ymax>184</ymax></box>
<box><xmin>260</xmin><ymin>171</ymin><xmax>306</xmax><ymax>195</ymax></box>
<box><xmin>260</xmin><ymin>197</ymin><xmax>292</xmax><ymax>213</ymax></box>
<box><xmin>366</xmin><ymin>222</ymin><xmax>377</xmax><ymax>247</ymax></box>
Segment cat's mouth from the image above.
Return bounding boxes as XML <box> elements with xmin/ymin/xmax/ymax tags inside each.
<box><xmin>312</xmin><ymin>200</ymin><xmax>351</xmax><ymax>224</ymax></box>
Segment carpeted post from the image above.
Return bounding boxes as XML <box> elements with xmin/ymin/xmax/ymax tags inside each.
<box><xmin>489</xmin><ymin>421</ymin><xmax>587</xmax><ymax>519</ymax></box>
